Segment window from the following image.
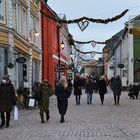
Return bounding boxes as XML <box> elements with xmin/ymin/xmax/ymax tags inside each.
<box><xmin>0</xmin><ymin>0</ymin><xmax>4</xmax><ymax>22</ymax></box>
<box><xmin>22</xmin><ymin>8</ymin><xmax>27</xmax><ymax>36</ymax></box>
<box><xmin>12</xmin><ymin>0</ymin><xmax>15</xmax><ymax>28</ymax></box>
<box><xmin>0</xmin><ymin>48</ymin><xmax>8</xmax><ymax>79</ymax></box>
<box><xmin>16</xmin><ymin>2</ymin><xmax>21</xmax><ymax>33</ymax></box>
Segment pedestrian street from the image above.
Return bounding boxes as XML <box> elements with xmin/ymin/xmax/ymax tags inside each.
<box><xmin>1</xmin><ymin>90</ymin><xmax>140</xmax><ymax>140</ymax></box>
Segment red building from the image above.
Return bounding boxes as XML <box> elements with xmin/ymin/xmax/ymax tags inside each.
<box><xmin>41</xmin><ymin>2</ymin><xmax>70</xmax><ymax>87</ymax></box>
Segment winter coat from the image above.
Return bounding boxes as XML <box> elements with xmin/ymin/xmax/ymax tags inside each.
<box><xmin>0</xmin><ymin>82</ymin><xmax>16</xmax><ymax>112</ymax></box>
<box><xmin>38</xmin><ymin>83</ymin><xmax>54</xmax><ymax>111</ymax></box>
<box><xmin>98</xmin><ymin>79</ymin><xmax>107</xmax><ymax>95</ymax></box>
<box><xmin>55</xmin><ymin>84</ymin><xmax>71</xmax><ymax>115</ymax></box>
<box><xmin>85</xmin><ymin>79</ymin><xmax>94</xmax><ymax>94</ymax></box>
<box><xmin>74</xmin><ymin>79</ymin><xmax>82</xmax><ymax>95</ymax></box>
<box><xmin>111</xmin><ymin>78</ymin><xmax>122</xmax><ymax>95</ymax></box>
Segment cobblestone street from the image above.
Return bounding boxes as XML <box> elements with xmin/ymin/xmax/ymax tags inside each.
<box><xmin>1</xmin><ymin>90</ymin><xmax>140</xmax><ymax>140</ymax></box>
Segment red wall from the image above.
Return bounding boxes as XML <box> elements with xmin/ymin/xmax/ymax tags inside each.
<box><xmin>41</xmin><ymin>3</ymin><xmax>68</xmax><ymax>87</ymax></box>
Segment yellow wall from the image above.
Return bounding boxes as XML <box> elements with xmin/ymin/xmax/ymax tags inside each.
<box><xmin>14</xmin><ymin>36</ymin><xmax>29</xmax><ymax>54</ymax></box>
<box><xmin>32</xmin><ymin>50</ymin><xmax>40</xmax><ymax>60</ymax></box>
<box><xmin>129</xmin><ymin>28</ymin><xmax>140</xmax><ymax>35</ymax></box>
<box><xmin>0</xmin><ymin>32</ymin><xmax>8</xmax><ymax>45</ymax></box>
<box><xmin>30</xmin><ymin>1</ymin><xmax>38</xmax><ymax>15</ymax></box>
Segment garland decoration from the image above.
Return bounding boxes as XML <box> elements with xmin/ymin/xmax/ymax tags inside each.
<box><xmin>73</xmin><ymin>45</ymin><xmax>111</xmax><ymax>54</ymax></box>
<box><xmin>79</xmin><ymin>56</ymin><xmax>97</xmax><ymax>61</ymax></box>
<box><xmin>79</xmin><ymin>56</ymin><xmax>91</xmax><ymax>61</ymax></box>
<box><xmin>40</xmin><ymin>9</ymin><xmax>128</xmax><ymax>24</ymax></box>
<box><xmin>78</xmin><ymin>60</ymin><xmax>98</xmax><ymax>67</ymax></box>
<box><xmin>68</xmin><ymin>37</ymin><xmax>112</xmax><ymax>45</ymax></box>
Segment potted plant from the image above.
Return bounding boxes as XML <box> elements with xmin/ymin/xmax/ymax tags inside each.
<box><xmin>7</xmin><ymin>63</ymin><xmax>14</xmax><ymax>69</ymax></box>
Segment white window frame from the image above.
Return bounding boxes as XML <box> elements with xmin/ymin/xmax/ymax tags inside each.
<box><xmin>0</xmin><ymin>0</ymin><xmax>5</xmax><ymax>23</ymax></box>
<box><xmin>12</xmin><ymin>0</ymin><xmax>15</xmax><ymax>29</ymax></box>
<box><xmin>22</xmin><ymin>7</ymin><xmax>27</xmax><ymax>37</ymax></box>
<box><xmin>16</xmin><ymin>2</ymin><xmax>21</xmax><ymax>33</ymax></box>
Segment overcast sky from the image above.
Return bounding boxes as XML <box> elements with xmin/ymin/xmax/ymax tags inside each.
<box><xmin>48</xmin><ymin>0</ymin><xmax>140</xmax><ymax>59</ymax></box>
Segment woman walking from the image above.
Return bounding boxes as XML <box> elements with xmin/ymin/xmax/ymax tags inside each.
<box><xmin>55</xmin><ymin>76</ymin><xmax>71</xmax><ymax>123</ymax></box>
<box><xmin>98</xmin><ymin>76</ymin><xmax>107</xmax><ymax>105</ymax></box>
<box><xmin>0</xmin><ymin>75</ymin><xmax>16</xmax><ymax>128</ymax></box>
<box><xmin>111</xmin><ymin>75</ymin><xmax>122</xmax><ymax>105</ymax></box>
<box><xmin>85</xmin><ymin>76</ymin><xmax>94</xmax><ymax>104</ymax></box>
<box><xmin>74</xmin><ymin>74</ymin><xmax>82</xmax><ymax>105</ymax></box>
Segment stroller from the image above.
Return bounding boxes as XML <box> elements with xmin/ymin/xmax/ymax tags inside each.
<box><xmin>128</xmin><ymin>84</ymin><xmax>139</xmax><ymax>99</ymax></box>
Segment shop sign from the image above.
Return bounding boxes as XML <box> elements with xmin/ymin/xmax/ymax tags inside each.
<box><xmin>118</xmin><ymin>63</ymin><xmax>124</xmax><ymax>68</ymax></box>
<box><xmin>16</xmin><ymin>57</ymin><xmax>26</xmax><ymax>63</ymax></box>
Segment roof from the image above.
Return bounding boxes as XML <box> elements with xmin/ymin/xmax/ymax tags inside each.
<box><xmin>103</xmin><ymin>29</ymin><xmax>125</xmax><ymax>50</ymax></box>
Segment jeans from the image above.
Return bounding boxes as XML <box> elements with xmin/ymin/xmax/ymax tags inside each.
<box><xmin>87</xmin><ymin>93</ymin><xmax>92</xmax><ymax>104</ymax></box>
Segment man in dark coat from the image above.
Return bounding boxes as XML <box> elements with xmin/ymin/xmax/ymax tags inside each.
<box><xmin>0</xmin><ymin>75</ymin><xmax>16</xmax><ymax>128</ymax></box>
<box><xmin>37</xmin><ymin>80</ymin><xmax>54</xmax><ymax>123</ymax></box>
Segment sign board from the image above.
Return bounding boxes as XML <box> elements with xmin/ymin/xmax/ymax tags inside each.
<box><xmin>118</xmin><ymin>64</ymin><xmax>124</xmax><ymax>69</ymax></box>
<box><xmin>57</xmin><ymin>64</ymin><xmax>65</xmax><ymax>70</ymax></box>
<box><xmin>16</xmin><ymin>57</ymin><xmax>26</xmax><ymax>63</ymax></box>
<box><xmin>109</xmin><ymin>66</ymin><xmax>114</xmax><ymax>70</ymax></box>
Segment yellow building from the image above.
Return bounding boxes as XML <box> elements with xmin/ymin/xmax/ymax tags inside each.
<box><xmin>0</xmin><ymin>0</ymin><xmax>42</xmax><ymax>93</ymax></box>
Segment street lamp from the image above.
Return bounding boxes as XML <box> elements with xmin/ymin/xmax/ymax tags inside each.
<box><xmin>28</xmin><ymin>28</ymin><xmax>39</xmax><ymax>43</ymax></box>
<box><xmin>58</xmin><ymin>41</ymin><xmax>65</xmax><ymax>81</ymax></box>
<box><xmin>70</xmin><ymin>52</ymin><xmax>74</xmax><ymax>61</ymax></box>
<box><xmin>61</xmin><ymin>40</ymin><xmax>65</xmax><ymax>49</ymax></box>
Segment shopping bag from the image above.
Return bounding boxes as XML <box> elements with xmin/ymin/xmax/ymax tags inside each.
<box><xmin>13</xmin><ymin>106</ymin><xmax>18</xmax><ymax>121</ymax></box>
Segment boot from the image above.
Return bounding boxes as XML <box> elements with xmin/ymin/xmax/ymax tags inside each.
<box><xmin>6</xmin><ymin>112</ymin><xmax>10</xmax><ymax>128</ymax></box>
<box><xmin>40</xmin><ymin>112</ymin><xmax>45</xmax><ymax>123</ymax></box>
<box><xmin>60</xmin><ymin>115</ymin><xmax>64</xmax><ymax>123</ymax></box>
<box><xmin>0</xmin><ymin>113</ymin><xmax>5</xmax><ymax>128</ymax></box>
<box><xmin>46</xmin><ymin>110</ymin><xmax>50</xmax><ymax>121</ymax></box>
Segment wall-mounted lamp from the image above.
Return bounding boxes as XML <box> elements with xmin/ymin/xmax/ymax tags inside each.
<box><xmin>70</xmin><ymin>52</ymin><xmax>74</xmax><ymax>61</ymax></box>
<box><xmin>30</xmin><ymin>28</ymin><xmax>39</xmax><ymax>37</ymax></box>
<box><xmin>61</xmin><ymin>40</ymin><xmax>65</xmax><ymax>49</ymax></box>
<box><xmin>28</xmin><ymin>28</ymin><xmax>39</xmax><ymax>43</ymax></box>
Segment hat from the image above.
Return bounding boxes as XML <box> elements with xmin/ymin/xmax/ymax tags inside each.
<box><xmin>2</xmin><ymin>74</ymin><xmax>10</xmax><ymax>81</ymax></box>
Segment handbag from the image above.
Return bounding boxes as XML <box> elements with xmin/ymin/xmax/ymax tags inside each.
<box><xmin>13</xmin><ymin>106</ymin><xmax>18</xmax><ymax>121</ymax></box>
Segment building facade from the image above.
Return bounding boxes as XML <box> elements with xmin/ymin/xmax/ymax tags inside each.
<box><xmin>41</xmin><ymin>2</ymin><xmax>71</xmax><ymax>87</ymax></box>
<box><xmin>0</xmin><ymin>0</ymin><xmax>42</xmax><ymax>92</ymax></box>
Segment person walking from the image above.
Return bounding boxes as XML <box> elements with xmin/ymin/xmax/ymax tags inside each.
<box><xmin>0</xmin><ymin>75</ymin><xmax>16</xmax><ymax>128</ymax></box>
<box><xmin>37</xmin><ymin>80</ymin><xmax>54</xmax><ymax>123</ymax></box>
<box><xmin>111</xmin><ymin>75</ymin><xmax>122</xmax><ymax>105</ymax></box>
<box><xmin>98</xmin><ymin>76</ymin><xmax>107</xmax><ymax>105</ymax></box>
<box><xmin>85</xmin><ymin>76</ymin><xmax>94</xmax><ymax>104</ymax></box>
<box><xmin>55</xmin><ymin>76</ymin><xmax>71</xmax><ymax>123</ymax></box>
<box><xmin>74</xmin><ymin>74</ymin><xmax>82</xmax><ymax>105</ymax></box>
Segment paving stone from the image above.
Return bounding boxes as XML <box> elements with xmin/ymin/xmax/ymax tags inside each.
<box><xmin>0</xmin><ymin>90</ymin><xmax>140</xmax><ymax>140</ymax></box>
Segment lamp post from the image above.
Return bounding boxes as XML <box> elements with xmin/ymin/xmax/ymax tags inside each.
<box><xmin>58</xmin><ymin>40</ymin><xmax>65</xmax><ymax>81</ymax></box>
